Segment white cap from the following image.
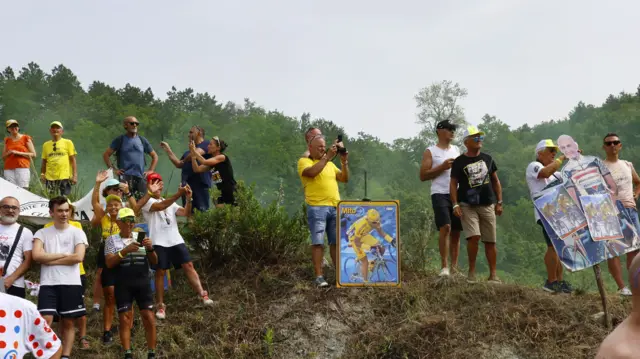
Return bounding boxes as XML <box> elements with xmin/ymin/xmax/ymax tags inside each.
<box><xmin>535</xmin><ymin>139</ymin><xmax>559</xmax><ymax>155</ymax></box>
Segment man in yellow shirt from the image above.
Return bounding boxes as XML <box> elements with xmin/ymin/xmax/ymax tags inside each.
<box><xmin>40</xmin><ymin>121</ymin><xmax>78</xmax><ymax>196</ymax></box>
<box><xmin>297</xmin><ymin>134</ymin><xmax>348</xmax><ymax>287</ymax></box>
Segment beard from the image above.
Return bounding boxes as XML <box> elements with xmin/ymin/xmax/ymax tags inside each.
<box><xmin>0</xmin><ymin>215</ymin><xmax>18</xmax><ymax>225</ymax></box>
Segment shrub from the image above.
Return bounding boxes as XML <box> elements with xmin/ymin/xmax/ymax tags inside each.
<box><xmin>184</xmin><ymin>181</ymin><xmax>309</xmax><ymax>265</ymax></box>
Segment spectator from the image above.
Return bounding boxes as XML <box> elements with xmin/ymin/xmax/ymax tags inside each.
<box><xmin>137</xmin><ymin>173</ymin><xmax>214</xmax><ymax>320</ymax></box>
<box><xmin>603</xmin><ymin>132</ymin><xmax>640</xmax><ymax>296</ymax></box>
<box><xmin>40</xmin><ymin>121</ymin><xmax>77</xmax><ymax>196</ymax></box>
<box><xmin>595</xmin><ymin>254</ymin><xmax>640</xmax><ymax>358</ymax></box>
<box><xmin>0</xmin><ymin>196</ymin><xmax>34</xmax><ymax>298</ymax></box>
<box><xmin>102</xmin><ymin>116</ymin><xmax>158</xmax><ymax>200</ymax></box>
<box><xmin>31</xmin><ymin>196</ymin><xmax>88</xmax><ymax>359</ymax></box>
<box><xmin>190</xmin><ymin>136</ymin><xmax>237</xmax><ymax>207</ymax></box>
<box><xmin>0</xmin><ymin>292</ymin><xmax>63</xmax><ymax>359</ymax></box>
<box><xmin>450</xmin><ymin>125</ymin><xmax>503</xmax><ymax>284</ymax></box>
<box><xmin>160</xmin><ymin>125</ymin><xmax>213</xmax><ymax>212</ymax></box>
<box><xmin>525</xmin><ymin>140</ymin><xmax>573</xmax><ymax>293</ymax></box>
<box><xmin>301</xmin><ymin>127</ymin><xmax>321</xmax><ymax>158</ymax></box>
<box><xmin>3</xmin><ymin>119</ymin><xmax>36</xmax><ymax>189</ymax></box>
<box><xmin>419</xmin><ymin>120</ymin><xmax>462</xmax><ymax>277</ymax></box>
<box><xmin>297</xmin><ymin>134</ymin><xmax>349</xmax><ymax>287</ymax></box>
<box><xmin>105</xmin><ymin>208</ymin><xmax>158</xmax><ymax>359</ymax></box>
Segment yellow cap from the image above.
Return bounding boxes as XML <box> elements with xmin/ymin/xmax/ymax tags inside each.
<box><xmin>117</xmin><ymin>207</ymin><xmax>135</xmax><ymax>220</ymax></box>
<box><xmin>105</xmin><ymin>194</ymin><xmax>122</xmax><ymax>204</ymax></box>
<box><xmin>50</xmin><ymin>121</ymin><xmax>63</xmax><ymax>129</ymax></box>
<box><xmin>5</xmin><ymin>119</ymin><xmax>18</xmax><ymax>128</ymax></box>
<box><xmin>462</xmin><ymin>125</ymin><xmax>485</xmax><ymax>139</ymax></box>
<box><xmin>535</xmin><ymin>139</ymin><xmax>559</xmax><ymax>155</ymax></box>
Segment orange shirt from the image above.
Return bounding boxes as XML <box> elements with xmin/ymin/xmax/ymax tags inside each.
<box><xmin>4</xmin><ymin>135</ymin><xmax>32</xmax><ymax>169</ymax></box>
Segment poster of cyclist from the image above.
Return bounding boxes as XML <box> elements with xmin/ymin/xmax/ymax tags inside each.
<box><xmin>336</xmin><ymin>200</ymin><xmax>399</xmax><ymax>287</ymax></box>
<box><xmin>534</xmin><ymin>185</ymin><xmax>587</xmax><ymax>240</ymax></box>
<box><xmin>579</xmin><ymin>194</ymin><xmax>624</xmax><ymax>241</ymax></box>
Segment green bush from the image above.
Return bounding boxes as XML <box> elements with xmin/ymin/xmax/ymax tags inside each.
<box><xmin>185</xmin><ymin>181</ymin><xmax>309</xmax><ymax>265</ymax></box>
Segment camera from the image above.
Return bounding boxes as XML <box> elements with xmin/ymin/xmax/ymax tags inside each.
<box><xmin>336</xmin><ymin>134</ymin><xmax>347</xmax><ymax>154</ymax></box>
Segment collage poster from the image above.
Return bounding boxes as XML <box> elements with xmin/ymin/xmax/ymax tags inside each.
<box><xmin>336</xmin><ymin>200</ymin><xmax>400</xmax><ymax>287</ymax></box>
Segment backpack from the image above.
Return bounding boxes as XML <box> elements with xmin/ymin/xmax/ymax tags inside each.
<box><xmin>111</xmin><ymin>134</ymin><xmax>152</xmax><ymax>169</ymax></box>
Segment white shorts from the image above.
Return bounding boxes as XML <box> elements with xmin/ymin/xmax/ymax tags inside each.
<box><xmin>4</xmin><ymin>168</ymin><xmax>31</xmax><ymax>188</ymax></box>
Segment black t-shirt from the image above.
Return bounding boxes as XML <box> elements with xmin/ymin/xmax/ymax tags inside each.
<box><xmin>211</xmin><ymin>154</ymin><xmax>237</xmax><ymax>196</ymax></box>
<box><xmin>451</xmin><ymin>153</ymin><xmax>498</xmax><ymax>205</ymax></box>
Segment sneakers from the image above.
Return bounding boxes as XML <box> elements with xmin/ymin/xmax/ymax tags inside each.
<box><xmin>543</xmin><ymin>280</ymin><xmax>561</xmax><ymax>293</ymax></box>
<box><xmin>559</xmin><ymin>280</ymin><xmax>574</xmax><ymax>293</ymax></box>
<box><xmin>156</xmin><ymin>305</ymin><xmax>166</xmax><ymax>320</ymax></box>
<box><xmin>124</xmin><ymin>349</ymin><xmax>133</xmax><ymax>359</ymax></box>
<box><xmin>102</xmin><ymin>330</ymin><xmax>113</xmax><ymax>344</ymax></box>
<box><xmin>199</xmin><ymin>291</ymin><xmax>214</xmax><ymax>306</ymax></box>
<box><xmin>438</xmin><ymin>267</ymin><xmax>450</xmax><ymax>277</ymax></box>
<box><xmin>466</xmin><ymin>273</ymin><xmax>477</xmax><ymax>283</ymax></box>
<box><xmin>315</xmin><ymin>276</ymin><xmax>329</xmax><ymax>287</ymax></box>
<box><xmin>618</xmin><ymin>286</ymin><xmax>632</xmax><ymax>296</ymax></box>
<box><xmin>93</xmin><ymin>303</ymin><xmax>101</xmax><ymax>312</ymax></box>
<box><xmin>148</xmin><ymin>350</ymin><xmax>156</xmax><ymax>359</ymax></box>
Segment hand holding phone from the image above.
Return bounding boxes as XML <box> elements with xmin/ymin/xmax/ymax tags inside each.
<box><xmin>137</xmin><ymin>231</ymin><xmax>146</xmax><ymax>243</ymax></box>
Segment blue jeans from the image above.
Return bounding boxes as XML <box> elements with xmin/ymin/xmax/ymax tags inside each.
<box><xmin>621</xmin><ymin>206</ymin><xmax>640</xmax><ymax>235</ymax></box>
<box><xmin>306</xmin><ymin>205</ymin><xmax>337</xmax><ymax>245</ymax></box>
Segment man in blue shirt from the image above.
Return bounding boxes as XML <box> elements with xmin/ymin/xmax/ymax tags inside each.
<box><xmin>159</xmin><ymin>126</ymin><xmax>212</xmax><ymax>212</ymax></box>
<box><xmin>102</xmin><ymin>116</ymin><xmax>159</xmax><ymax>199</ymax></box>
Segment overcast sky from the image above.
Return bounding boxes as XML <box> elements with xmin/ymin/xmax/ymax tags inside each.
<box><xmin>5</xmin><ymin>0</ymin><xmax>640</xmax><ymax>143</ymax></box>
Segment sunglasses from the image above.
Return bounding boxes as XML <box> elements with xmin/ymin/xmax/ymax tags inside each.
<box><xmin>212</xmin><ymin>136</ymin><xmax>220</xmax><ymax>145</ymax></box>
<box><xmin>106</xmin><ymin>185</ymin><xmax>123</xmax><ymax>192</ymax></box>
<box><xmin>52</xmin><ymin>142</ymin><xmax>57</xmax><ymax>151</ymax></box>
<box><xmin>120</xmin><ymin>217</ymin><xmax>135</xmax><ymax>223</ymax></box>
<box><xmin>127</xmin><ymin>122</ymin><xmax>140</xmax><ymax>126</ymax></box>
<box><xmin>547</xmin><ymin>148</ymin><xmax>557</xmax><ymax>153</ymax></box>
<box><xmin>0</xmin><ymin>205</ymin><xmax>19</xmax><ymax>211</ymax></box>
<box><xmin>604</xmin><ymin>140</ymin><xmax>621</xmax><ymax>146</ymax></box>
<box><xmin>472</xmin><ymin>136</ymin><xmax>484</xmax><ymax>142</ymax></box>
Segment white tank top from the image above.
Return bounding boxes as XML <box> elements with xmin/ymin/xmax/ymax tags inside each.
<box><xmin>428</xmin><ymin>144</ymin><xmax>460</xmax><ymax>195</ymax></box>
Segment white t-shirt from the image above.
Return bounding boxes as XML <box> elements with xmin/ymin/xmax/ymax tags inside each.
<box><xmin>0</xmin><ymin>224</ymin><xmax>34</xmax><ymax>288</ymax></box>
<box><xmin>0</xmin><ymin>292</ymin><xmax>62</xmax><ymax>358</ymax></box>
<box><xmin>33</xmin><ymin>225</ymin><xmax>88</xmax><ymax>286</ymax></box>
<box><xmin>526</xmin><ymin>161</ymin><xmax>562</xmax><ymax>221</ymax></box>
<box><xmin>427</xmin><ymin>144</ymin><xmax>460</xmax><ymax>195</ymax></box>
<box><xmin>142</xmin><ymin>197</ymin><xmax>185</xmax><ymax>247</ymax></box>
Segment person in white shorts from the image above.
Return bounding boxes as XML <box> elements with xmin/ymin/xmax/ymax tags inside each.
<box><xmin>3</xmin><ymin>119</ymin><xmax>36</xmax><ymax>188</ymax></box>
<box><xmin>31</xmin><ymin>196</ymin><xmax>88</xmax><ymax>359</ymax></box>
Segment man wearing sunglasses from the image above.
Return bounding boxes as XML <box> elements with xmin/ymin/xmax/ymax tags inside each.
<box><xmin>40</xmin><ymin>121</ymin><xmax>77</xmax><ymax>196</ymax></box>
<box><xmin>420</xmin><ymin>120</ymin><xmax>462</xmax><ymax>278</ymax></box>
<box><xmin>450</xmin><ymin>125</ymin><xmax>503</xmax><ymax>284</ymax></box>
<box><xmin>526</xmin><ymin>140</ymin><xmax>572</xmax><ymax>293</ymax></box>
<box><xmin>603</xmin><ymin>133</ymin><xmax>640</xmax><ymax>294</ymax></box>
<box><xmin>103</xmin><ymin>116</ymin><xmax>158</xmax><ymax>200</ymax></box>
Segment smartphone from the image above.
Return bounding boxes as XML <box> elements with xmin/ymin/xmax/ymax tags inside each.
<box><xmin>337</xmin><ymin>134</ymin><xmax>343</xmax><ymax>142</ymax></box>
<box><xmin>137</xmin><ymin>231</ymin><xmax>146</xmax><ymax>243</ymax></box>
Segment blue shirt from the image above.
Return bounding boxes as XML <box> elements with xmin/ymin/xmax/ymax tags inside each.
<box><xmin>180</xmin><ymin>141</ymin><xmax>212</xmax><ymax>188</ymax></box>
<box><xmin>110</xmin><ymin>135</ymin><xmax>154</xmax><ymax>178</ymax></box>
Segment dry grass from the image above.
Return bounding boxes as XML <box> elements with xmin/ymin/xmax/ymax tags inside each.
<box><xmin>58</xmin><ymin>259</ymin><xmax>632</xmax><ymax>359</ymax></box>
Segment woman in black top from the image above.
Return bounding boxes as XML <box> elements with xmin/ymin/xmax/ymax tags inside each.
<box><xmin>190</xmin><ymin>136</ymin><xmax>237</xmax><ymax>207</ymax></box>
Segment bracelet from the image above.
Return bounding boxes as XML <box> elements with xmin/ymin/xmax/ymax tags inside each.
<box><xmin>452</xmin><ymin>204</ymin><xmax>459</xmax><ymax>209</ymax></box>
<box><xmin>117</xmin><ymin>251</ymin><xmax>124</xmax><ymax>259</ymax></box>
<box><xmin>147</xmin><ymin>190</ymin><xmax>154</xmax><ymax>196</ymax></box>
<box><xmin>147</xmin><ymin>248</ymin><xmax>155</xmax><ymax>252</ymax></box>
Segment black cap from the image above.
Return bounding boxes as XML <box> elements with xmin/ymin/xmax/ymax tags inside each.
<box><xmin>436</xmin><ymin>120</ymin><xmax>456</xmax><ymax>131</ymax></box>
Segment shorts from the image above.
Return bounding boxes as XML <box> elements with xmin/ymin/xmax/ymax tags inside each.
<box><xmin>306</xmin><ymin>205</ymin><xmax>337</xmax><ymax>246</ymax></box>
<box><xmin>37</xmin><ymin>285</ymin><xmax>86</xmax><ymax>318</ymax></box>
<box><xmin>460</xmin><ymin>203</ymin><xmax>496</xmax><ymax>243</ymax></box>
<box><xmin>431</xmin><ymin>194</ymin><xmax>463</xmax><ymax>231</ymax></box>
<box><xmin>620</xmin><ymin>206</ymin><xmax>640</xmax><ymax>235</ymax></box>
<box><xmin>153</xmin><ymin>243</ymin><xmax>192</xmax><ymax>270</ymax></box>
<box><xmin>6</xmin><ymin>285</ymin><xmax>26</xmax><ymax>299</ymax></box>
<box><xmin>81</xmin><ymin>274</ymin><xmax>87</xmax><ymax>290</ymax></box>
<box><xmin>350</xmin><ymin>234</ymin><xmax>380</xmax><ymax>260</ymax></box>
<box><xmin>118</xmin><ymin>174</ymin><xmax>146</xmax><ymax>200</ymax></box>
<box><xmin>216</xmin><ymin>189</ymin><xmax>237</xmax><ymax>206</ymax></box>
<box><xmin>537</xmin><ymin>220</ymin><xmax>553</xmax><ymax>247</ymax></box>
<box><xmin>115</xmin><ymin>277</ymin><xmax>154</xmax><ymax>313</ymax></box>
<box><xmin>183</xmin><ymin>182</ymin><xmax>211</xmax><ymax>212</ymax></box>
<box><xmin>45</xmin><ymin>179</ymin><xmax>72</xmax><ymax>196</ymax></box>
<box><xmin>97</xmin><ymin>242</ymin><xmax>116</xmax><ymax>287</ymax></box>
<box><xmin>4</xmin><ymin>168</ymin><xmax>30</xmax><ymax>188</ymax></box>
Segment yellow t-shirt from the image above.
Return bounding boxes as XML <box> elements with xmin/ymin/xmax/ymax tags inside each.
<box><xmin>297</xmin><ymin>158</ymin><xmax>341</xmax><ymax>206</ymax></box>
<box><xmin>101</xmin><ymin>214</ymin><xmax>119</xmax><ymax>240</ymax></box>
<box><xmin>41</xmin><ymin>138</ymin><xmax>77</xmax><ymax>181</ymax></box>
<box><xmin>44</xmin><ymin>220</ymin><xmax>85</xmax><ymax>275</ymax></box>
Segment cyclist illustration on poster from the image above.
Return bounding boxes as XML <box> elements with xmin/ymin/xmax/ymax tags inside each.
<box><xmin>337</xmin><ymin>200</ymin><xmax>399</xmax><ymax>287</ymax></box>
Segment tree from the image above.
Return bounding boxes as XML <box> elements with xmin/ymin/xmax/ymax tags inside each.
<box><xmin>414</xmin><ymin>80</ymin><xmax>469</xmax><ymax>143</ymax></box>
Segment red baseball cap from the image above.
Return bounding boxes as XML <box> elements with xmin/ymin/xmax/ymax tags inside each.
<box><xmin>146</xmin><ymin>172</ymin><xmax>162</xmax><ymax>182</ymax></box>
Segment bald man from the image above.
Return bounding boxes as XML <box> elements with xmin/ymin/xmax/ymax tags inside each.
<box><xmin>103</xmin><ymin>116</ymin><xmax>158</xmax><ymax>199</ymax></box>
<box><xmin>596</xmin><ymin>253</ymin><xmax>640</xmax><ymax>358</ymax></box>
<box><xmin>301</xmin><ymin>127</ymin><xmax>322</xmax><ymax>158</ymax></box>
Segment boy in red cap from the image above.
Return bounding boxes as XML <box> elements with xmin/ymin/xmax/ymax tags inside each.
<box><xmin>136</xmin><ymin>172</ymin><xmax>213</xmax><ymax>320</ymax></box>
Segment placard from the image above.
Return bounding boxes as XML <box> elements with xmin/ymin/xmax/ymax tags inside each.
<box><xmin>336</xmin><ymin>200</ymin><xmax>400</xmax><ymax>287</ymax></box>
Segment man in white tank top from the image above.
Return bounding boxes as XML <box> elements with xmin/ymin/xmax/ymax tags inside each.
<box><xmin>420</xmin><ymin>120</ymin><xmax>462</xmax><ymax>277</ymax></box>
<box><xmin>603</xmin><ymin>132</ymin><xmax>640</xmax><ymax>296</ymax></box>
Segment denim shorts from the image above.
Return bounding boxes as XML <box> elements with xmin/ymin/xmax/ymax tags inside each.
<box><xmin>621</xmin><ymin>206</ymin><xmax>640</xmax><ymax>235</ymax></box>
<box><xmin>306</xmin><ymin>205</ymin><xmax>337</xmax><ymax>245</ymax></box>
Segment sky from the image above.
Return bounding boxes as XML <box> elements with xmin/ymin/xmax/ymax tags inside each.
<box><xmin>4</xmin><ymin>0</ymin><xmax>640</xmax><ymax>143</ymax></box>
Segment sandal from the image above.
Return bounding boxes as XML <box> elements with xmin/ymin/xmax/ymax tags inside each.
<box><xmin>79</xmin><ymin>336</ymin><xmax>90</xmax><ymax>349</ymax></box>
